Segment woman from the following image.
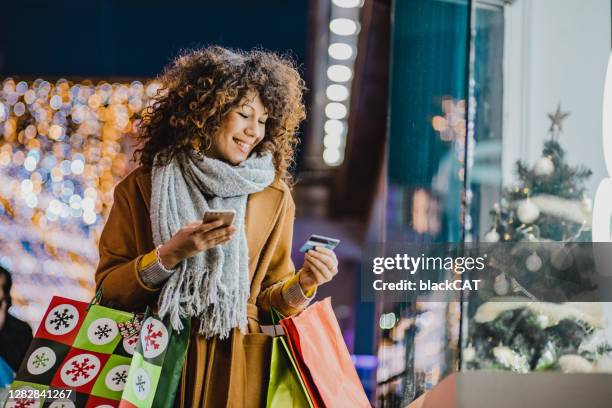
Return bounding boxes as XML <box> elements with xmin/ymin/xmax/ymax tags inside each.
<box><xmin>95</xmin><ymin>46</ymin><xmax>339</xmax><ymax>407</ymax></box>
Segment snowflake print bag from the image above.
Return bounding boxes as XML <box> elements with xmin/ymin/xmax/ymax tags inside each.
<box><xmin>3</xmin><ymin>295</ymin><xmax>189</xmax><ymax>408</ymax></box>
<box><xmin>3</xmin><ymin>296</ymin><xmax>141</xmax><ymax>408</ymax></box>
<box><xmin>118</xmin><ymin>309</ymin><xmax>190</xmax><ymax>408</ymax></box>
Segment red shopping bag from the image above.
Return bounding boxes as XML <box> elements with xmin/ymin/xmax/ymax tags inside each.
<box><xmin>279</xmin><ymin>297</ymin><xmax>371</xmax><ymax>408</ymax></box>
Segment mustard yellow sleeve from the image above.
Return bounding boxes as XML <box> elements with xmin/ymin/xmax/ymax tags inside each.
<box><xmin>137</xmin><ymin>247</ymin><xmax>177</xmax><ymax>288</ymax></box>
<box><xmin>282</xmin><ymin>274</ymin><xmax>316</xmax><ymax>298</ymax></box>
<box><xmin>139</xmin><ymin>249</ymin><xmax>158</xmax><ymax>271</ymax></box>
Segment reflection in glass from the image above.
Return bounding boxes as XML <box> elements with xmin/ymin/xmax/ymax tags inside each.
<box><xmin>378</xmin><ymin>0</ymin><xmax>469</xmax><ymax>405</ymax></box>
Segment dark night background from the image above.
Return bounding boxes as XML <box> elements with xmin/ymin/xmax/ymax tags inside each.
<box><xmin>0</xmin><ymin>0</ymin><xmax>312</xmax><ymax>170</ymax></box>
<box><xmin>0</xmin><ymin>0</ymin><xmax>309</xmax><ymax>79</ymax></box>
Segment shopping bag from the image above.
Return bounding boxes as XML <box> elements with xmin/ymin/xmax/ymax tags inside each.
<box><xmin>280</xmin><ymin>297</ymin><xmax>371</xmax><ymax>408</ymax></box>
<box><xmin>279</xmin><ymin>317</ymin><xmax>324</xmax><ymax>408</ymax></box>
<box><xmin>3</xmin><ymin>295</ymin><xmax>189</xmax><ymax>408</ymax></box>
<box><xmin>4</xmin><ymin>295</ymin><xmax>139</xmax><ymax>407</ymax></box>
<box><xmin>266</xmin><ymin>310</ymin><xmax>313</xmax><ymax>408</ymax></box>
<box><xmin>118</xmin><ymin>312</ymin><xmax>190</xmax><ymax>408</ymax></box>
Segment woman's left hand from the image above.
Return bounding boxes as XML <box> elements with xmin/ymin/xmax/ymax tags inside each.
<box><xmin>298</xmin><ymin>246</ymin><xmax>338</xmax><ymax>293</ymax></box>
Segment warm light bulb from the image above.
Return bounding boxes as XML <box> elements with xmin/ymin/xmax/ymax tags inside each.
<box><xmin>324</xmin><ymin>133</ymin><xmax>342</xmax><ymax>149</ymax></box>
<box><xmin>323</xmin><ymin>148</ymin><xmax>341</xmax><ymax>165</ymax></box>
<box><xmin>325</xmin><ymin>102</ymin><xmax>347</xmax><ymax>120</ymax></box>
<box><xmin>329</xmin><ymin>18</ymin><xmax>359</xmax><ymax>36</ymax></box>
<box><xmin>324</xmin><ymin>119</ymin><xmax>345</xmax><ymax>135</ymax></box>
<box><xmin>332</xmin><ymin>0</ymin><xmax>362</xmax><ymax>7</ymax></box>
<box><xmin>328</xmin><ymin>43</ymin><xmax>353</xmax><ymax>60</ymax></box>
<box><xmin>326</xmin><ymin>84</ymin><xmax>349</xmax><ymax>102</ymax></box>
<box><xmin>327</xmin><ymin>65</ymin><xmax>353</xmax><ymax>82</ymax></box>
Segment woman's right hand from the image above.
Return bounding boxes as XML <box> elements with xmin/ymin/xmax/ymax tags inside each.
<box><xmin>157</xmin><ymin>220</ymin><xmax>236</xmax><ymax>269</ymax></box>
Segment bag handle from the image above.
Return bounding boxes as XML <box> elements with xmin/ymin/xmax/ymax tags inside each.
<box><xmin>86</xmin><ymin>288</ymin><xmax>103</xmax><ymax>311</ymax></box>
<box><xmin>86</xmin><ymin>288</ymin><xmax>143</xmax><ymax>323</ymax></box>
<box><xmin>269</xmin><ymin>308</ymin><xmax>286</xmax><ymax>337</ymax></box>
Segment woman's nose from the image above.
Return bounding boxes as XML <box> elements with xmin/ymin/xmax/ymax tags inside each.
<box><xmin>245</xmin><ymin>120</ymin><xmax>261</xmax><ymax>139</ymax></box>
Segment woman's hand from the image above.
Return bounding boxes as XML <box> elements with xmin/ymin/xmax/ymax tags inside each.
<box><xmin>298</xmin><ymin>246</ymin><xmax>339</xmax><ymax>293</ymax></box>
<box><xmin>158</xmin><ymin>220</ymin><xmax>236</xmax><ymax>269</ymax></box>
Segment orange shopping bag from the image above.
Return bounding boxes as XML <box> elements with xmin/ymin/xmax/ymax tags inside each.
<box><xmin>280</xmin><ymin>297</ymin><xmax>371</xmax><ymax>408</ymax></box>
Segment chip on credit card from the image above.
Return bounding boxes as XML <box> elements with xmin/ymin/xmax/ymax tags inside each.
<box><xmin>299</xmin><ymin>234</ymin><xmax>340</xmax><ymax>253</ymax></box>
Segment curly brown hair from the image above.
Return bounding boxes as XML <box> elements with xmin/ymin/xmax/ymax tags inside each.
<box><xmin>135</xmin><ymin>46</ymin><xmax>306</xmax><ymax>184</ymax></box>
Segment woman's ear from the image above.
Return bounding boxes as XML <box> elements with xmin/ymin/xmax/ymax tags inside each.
<box><xmin>191</xmin><ymin>136</ymin><xmax>202</xmax><ymax>152</ymax></box>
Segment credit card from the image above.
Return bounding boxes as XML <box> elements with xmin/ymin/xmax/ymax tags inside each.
<box><xmin>299</xmin><ymin>234</ymin><xmax>340</xmax><ymax>253</ymax></box>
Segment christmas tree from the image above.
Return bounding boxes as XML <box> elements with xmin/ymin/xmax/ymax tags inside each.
<box><xmin>465</xmin><ymin>105</ymin><xmax>612</xmax><ymax>373</ymax></box>
<box><xmin>484</xmin><ymin>104</ymin><xmax>592</xmax><ymax>244</ymax></box>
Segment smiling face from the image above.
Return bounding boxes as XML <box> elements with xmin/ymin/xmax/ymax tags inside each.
<box><xmin>206</xmin><ymin>92</ymin><xmax>268</xmax><ymax>165</ymax></box>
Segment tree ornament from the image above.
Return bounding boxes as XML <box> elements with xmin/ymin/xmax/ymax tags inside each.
<box><xmin>493</xmin><ymin>345</ymin><xmax>530</xmax><ymax>372</ymax></box>
<box><xmin>525</xmin><ymin>251</ymin><xmax>543</xmax><ymax>272</ymax></box>
<box><xmin>517</xmin><ymin>199</ymin><xmax>540</xmax><ymax>224</ymax></box>
<box><xmin>463</xmin><ymin>346</ymin><xmax>476</xmax><ymax>363</ymax></box>
<box><xmin>558</xmin><ymin>354</ymin><xmax>593</xmax><ymax>373</ymax></box>
<box><xmin>536</xmin><ymin>314</ymin><xmax>551</xmax><ymax>328</ymax></box>
<box><xmin>582</xmin><ymin>195</ymin><xmax>593</xmax><ymax>212</ymax></box>
<box><xmin>547</xmin><ymin>103</ymin><xmax>570</xmax><ymax>141</ymax></box>
<box><xmin>550</xmin><ymin>247</ymin><xmax>574</xmax><ymax>270</ymax></box>
<box><xmin>484</xmin><ymin>228</ymin><xmax>500</xmax><ymax>243</ymax></box>
<box><xmin>493</xmin><ymin>273</ymin><xmax>510</xmax><ymax>296</ymax></box>
<box><xmin>533</xmin><ymin>156</ymin><xmax>554</xmax><ymax>176</ymax></box>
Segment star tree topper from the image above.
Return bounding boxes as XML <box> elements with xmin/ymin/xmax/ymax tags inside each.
<box><xmin>547</xmin><ymin>103</ymin><xmax>570</xmax><ymax>141</ymax></box>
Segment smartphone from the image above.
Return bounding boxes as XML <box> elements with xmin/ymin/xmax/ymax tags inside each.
<box><xmin>202</xmin><ymin>209</ymin><xmax>236</xmax><ymax>228</ymax></box>
<box><xmin>299</xmin><ymin>234</ymin><xmax>340</xmax><ymax>253</ymax></box>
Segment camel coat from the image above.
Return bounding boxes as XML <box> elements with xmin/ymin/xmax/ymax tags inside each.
<box><xmin>95</xmin><ymin>166</ymin><xmax>307</xmax><ymax>407</ymax></box>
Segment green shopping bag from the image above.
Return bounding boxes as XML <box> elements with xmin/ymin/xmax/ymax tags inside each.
<box><xmin>266</xmin><ymin>310</ymin><xmax>313</xmax><ymax>408</ymax></box>
<box><xmin>119</xmin><ymin>311</ymin><xmax>190</xmax><ymax>408</ymax></box>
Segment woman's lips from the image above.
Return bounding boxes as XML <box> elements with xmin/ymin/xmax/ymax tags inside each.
<box><xmin>234</xmin><ymin>138</ymin><xmax>251</xmax><ymax>154</ymax></box>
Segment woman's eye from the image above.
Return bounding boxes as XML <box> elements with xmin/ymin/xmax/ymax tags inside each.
<box><xmin>238</xmin><ymin>112</ymin><xmax>248</xmax><ymax>118</ymax></box>
<box><xmin>258</xmin><ymin>120</ymin><xmax>266</xmax><ymax>125</ymax></box>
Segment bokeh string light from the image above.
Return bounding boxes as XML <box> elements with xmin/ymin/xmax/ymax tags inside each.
<box><xmin>323</xmin><ymin>0</ymin><xmax>363</xmax><ymax>166</ymax></box>
<box><xmin>0</xmin><ymin>77</ymin><xmax>160</xmax><ymax>329</ymax></box>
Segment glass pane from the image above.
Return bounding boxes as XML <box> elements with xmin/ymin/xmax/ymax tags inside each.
<box><xmin>463</xmin><ymin>0</ymin><xmax>612</xmax><ymax>376</ymax></box>
<box><xmin>466</xmin><ymin>3</ymin><xmax>504</xmax><ymax>243</ymax></box>
<box><xmin>377</xmin><ymin>0</ymin><xmax>470</xmax><ymax>405</ymax></box>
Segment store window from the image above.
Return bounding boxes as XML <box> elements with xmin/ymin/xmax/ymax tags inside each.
<box><xmin>377</xmin><ymin>0</ymin><xmax>612</xmax><ymax>406</ymax></box>
<box><xmin>463</xmin><ymin>0</ymin><xmax>612</xmax><ymax>376</ymax></box>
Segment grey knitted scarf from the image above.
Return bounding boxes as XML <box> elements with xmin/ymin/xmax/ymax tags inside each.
<box><xmin>150</xmin><ymin>150</ymin><xmax>275</xmax><ymax>339</ymax></box>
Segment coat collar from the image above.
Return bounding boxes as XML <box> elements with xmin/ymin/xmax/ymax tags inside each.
<box><xmin>133</xmin><ymin>168</ymin><xmax>286</xmax><ymax>273</ymax></box>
